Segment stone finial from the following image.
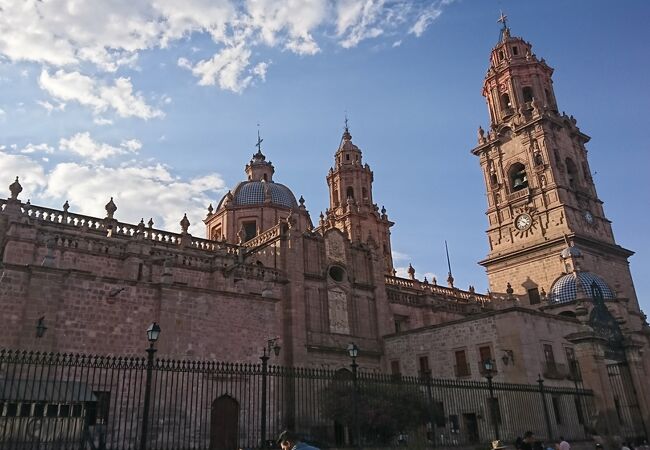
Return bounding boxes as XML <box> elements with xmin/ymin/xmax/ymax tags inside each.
<box><xmin>478</xmin><ymin>126</ymin><xmax>486</xmax><ymax>144</ymax></box>
<box><xmin>9</xmin><ymin>176</ymin><xmax>22</xmax><ymax>200</ymax></box>
<box><xmin>540</xmin><ymin>287</ymin><xmax>547</xmax><ymax>301</ymax></box>
<box><xmin>105</xmin><ymin>197</ymin><xmax>117</xmax><ymax>219</ymax></box>
<box><xmin>447</xmin><ymin>273</ymin><xmax>454</xmax><ymax>288</ymax></box>
<box><xmin>423</xmin><ymin>277</ymin><xmax>428</xmax><ymax>284</ymax></box>
<box><xmin>207</xmin><ymin>203</ymin><xmax>214</xmax><ymax>216</ymax></box>
<box><xmin>432</xmin><ymin>276</ymin><xmax>437</xmax><ymax>285</ymax></box>
<box><xmin>237</xmin><ymin>225</ymin><xmax>246</xmax><ymax>244</ymax></box>
<box><xmin>407</xmin><ymin>263</ymin><xmax>415</xmax><ymax>280</ymax></box>
<box><xmin>506</xmin><ymin>282</ymin><xmax>514</xmax><ymax>296</ymax></box>
<box><xmin>299</xmin><ymin>195</ymin><xmax>305</xmax><ymax>209</ymax></box>
<box><xmin>180</xmin><ymin>213</ymin><xmax>190</xmax><ymax>234</ymax></box>
<box><xmin>469</xmin><ymin>285</ymin><xmax>475</xmax><ymax>293</ymax></box>
<box><xmin>147</xmin><ymin>217</ymin><xmax>154</xmax><ymax>228</ymax></box>
<box><xmin>62</xmin><ymin>200</ymin><xmax>70</xmax><ymax>213</ymax></box>
<box><xmin>137</xmin><ymin>218</ymin><xmax>145</xmax><ymax>235</ymax></box>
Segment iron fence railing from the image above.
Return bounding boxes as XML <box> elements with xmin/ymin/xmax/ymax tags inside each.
<box><xmin>0</xmin><ymin>349</ymin><xmax>595</xmax><ymax>450</ymax></box>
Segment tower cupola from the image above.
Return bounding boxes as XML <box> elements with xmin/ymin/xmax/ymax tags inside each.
<box><xmin>483</xmin><ymin>14</ymin><xmax>557</xmax><ymax>127</ymax></box>
<box><xmin>245</xmin><ymin>132</ymin><xmax>275</xmax><ymax>182</ymax></box>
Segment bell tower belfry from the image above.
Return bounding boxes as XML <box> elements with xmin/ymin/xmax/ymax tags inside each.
<box><xmin>323</xmin><ymin>122</ymin><xmax>395</xmax><ymax>274</ymax></box>
<box><xmin>471</xmin><ymin>16</ymin><xmax>642</xmax><ymax>315</ymax></box>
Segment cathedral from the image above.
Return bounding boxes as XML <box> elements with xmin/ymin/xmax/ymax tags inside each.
<box><xmin>0</xmin><ymin>21</ymin><xmax>648</xmax><ymax>442</ymax></box>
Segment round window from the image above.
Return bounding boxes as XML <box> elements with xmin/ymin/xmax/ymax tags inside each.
<box><xmin>328</xmin><ymin>265</ymin><xmax>346</xmax><ymax>282</ymax></box>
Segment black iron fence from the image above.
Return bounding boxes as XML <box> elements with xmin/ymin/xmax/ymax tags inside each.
<box><xmin>0</xmin><ymin>349</ymin><xmax>595</xmax><ymax>450</ymax></box>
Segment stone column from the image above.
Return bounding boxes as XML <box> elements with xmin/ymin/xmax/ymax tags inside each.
<box><xmin>567</xmin><ymin>332</ymin><xmax>619</xmax><ymax>436</ymax></box>
<box><xmin>624</xmin><ymin>343</ymin><xmax>650</xmax><ymax>438</ymax></box>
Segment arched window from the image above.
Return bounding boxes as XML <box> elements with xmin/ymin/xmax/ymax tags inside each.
<box><xmin>346</xmin><ymin>186</ymin><xmax>354</xmax><ymax>200</ymax></box>
<box><xmin>501</xmin><ymin>93</ymin><xmax>511</xmax><ymax>110</ymax></box>
<box><xmin>509</xmin><ymin>163</ymin><xmax>528</xmax><ymax>191</ymax></box>
<box><xmin>522</xmin><ymin>86</ymin><xmax>534</xmax><ymax>103</ymax></box>
<box><xmin>565</xmin><ymin>158</ymin><xmax>579</xmax><ymax>189</ymax></box>
<box><xmin>362</xmin><ymin>187</ymin><xmax>368</xmax><ymax>200</ymax></box>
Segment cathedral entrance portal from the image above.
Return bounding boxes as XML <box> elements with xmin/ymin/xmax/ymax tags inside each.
<box><xmin>210</xmin><ymin>395</ymin><xmax>239</xmax><ymax>450</ymax></box>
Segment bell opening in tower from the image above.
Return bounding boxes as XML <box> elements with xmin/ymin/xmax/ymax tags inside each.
<box><xmin>509</xmin><ymin>163</ymin><xmax>528</xmax><ymax>191</ymax></box>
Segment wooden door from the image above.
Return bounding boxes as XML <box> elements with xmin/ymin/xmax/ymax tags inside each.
<box><xmin>210</xmin><ymin>395</ymin><xmax>239</xmax><ymax>450</ymax></box>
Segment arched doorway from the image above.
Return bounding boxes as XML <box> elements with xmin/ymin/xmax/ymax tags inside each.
<box><xmin>210</xmin><ymin>395</ymin><xmax>239</xmax><ymax>450</ymax></box>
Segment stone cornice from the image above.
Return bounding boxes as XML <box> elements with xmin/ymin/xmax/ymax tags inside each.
<box><xmin>479</xmin><ymin>234</ymin><xmax>633</xmax><ymax>268</ymax></box>
<box><xmin>383</xmin><ymin>305</ymin><xmax>579</xmax><ymax>339</ymax></box>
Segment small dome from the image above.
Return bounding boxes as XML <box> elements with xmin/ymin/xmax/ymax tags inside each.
<box><xmin>217</xmin><ymin>181</ymin><xmax>297</xmax><ymax>210</ymax></box>
<box><xmin>549</xmin><ymin>272</ymin><xmax>615</xmax><ymax>304</ymax></box>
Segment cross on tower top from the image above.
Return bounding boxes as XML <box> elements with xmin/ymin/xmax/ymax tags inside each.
<box><xmin>255</xmin><ymin>126</ymin><xmax>264</xmax><ymax>154</ymax></box>
<box><xmin>497</xmin><ymin>11</ymin><xmax>508</xmax><ymax>29</ymax></box>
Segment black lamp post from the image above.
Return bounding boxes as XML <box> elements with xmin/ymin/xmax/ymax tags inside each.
<box><xmin>260</xmin><ymin>338</ymin><xmax>281</xmax><ymax>448</ymax></box>
<box><xmin>140</xmin><ymin>322</ymin><xmax>160</xmax><ymax>450</ymax></box>
<box><xmin>347</xmin><ymin>343</ymin><xmax>360</xmax><ymax>449</ymax></box>
<box><xmin>537</xmin><ymin>374</ymin><xmax>553</xmax><ymax>440</ymax></box>
<box><xmin>483</xmin><ymin>359</ymin><xmax>500</xmax><ymax>440</ymax></box>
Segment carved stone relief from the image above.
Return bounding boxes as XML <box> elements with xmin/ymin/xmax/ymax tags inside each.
<box><xmin>328</xmin><ymin>288</ymin><xmax>350</xmax><ymax>334</ymax></box>
<box><xmin>325</xmin><ymin>231</ymin><xmax>346</xmax><ymax>264</ymax></box>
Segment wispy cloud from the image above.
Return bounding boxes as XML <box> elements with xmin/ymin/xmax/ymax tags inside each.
<box><xmin>0</xmin><ymin>0</ymin><xmax>454</xmax><ymax>112</ymax></box>
<box><xmin>0</xmin><ymin>134</ymin><xmax>227</xmax><ymax>235</ymax></box>
<box><xmin>39</xmin><ymin>70</ymin><xmax>163</xmax><ymax>120</ymax></box>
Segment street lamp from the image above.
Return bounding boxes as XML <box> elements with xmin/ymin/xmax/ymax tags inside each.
<box><xmin>347</xmin><ymin>343</ymin><xmax>360</xmax><ymax>448</ymax></box>
<box><xmin>140</xmin><ymin>322</ymin><xmax>161</xmax><ymax>450</ymax></box>
<box><xmin>483</xmin><ymin>359</ymin><xmax>500</xmax><ymax>440</ymax></box>
<box><xmin>260</xmin><ymin>338</ymin><xmax>281</xmax><ymax>448</ymax></box>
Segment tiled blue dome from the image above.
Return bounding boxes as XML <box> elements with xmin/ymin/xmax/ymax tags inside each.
<box><xmin>549</xmin><ymin>272</ymin><xmax>615</xmax><ymax>304</ymax></box>
<box><xmin>217</xmin><ymin>181</ymin><xmax>297</xmax><ymax>210</ymax></box>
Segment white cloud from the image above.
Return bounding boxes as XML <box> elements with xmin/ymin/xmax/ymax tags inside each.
<box><xmin>0</xmin><ymin>138</ymin><xmax>227</xmax><ymax>235</ymax></box>
<box><xmin>336</xmin><ymin>0</ymin><xmax>385</xmax><ymax>49</ymax></box>
<box><xmin>59</xmin><ymin>132</ymin><xmax>142</xmax><ymax>161</ymax></box>
<box><xmin>178</xmin><ymin>44</ymin><xmax>257</xmax><ymax>93</ymax></box>
<box><xmin>0</xmin><ymin>153</ymin><xmax>48</xmax><ymax>198</ymax></box>
<box><xmin>409</xmin><ymin>5</ymin><xmax>443</xmax><ymax>37</ymax></box>
<box><xmin>94</xmin><ymin>117</ymin><xmax>114</xmax><ymax>126</ymax></box>
<box><xmin>37</xmin><ymin>100</ymin><xmax>66</xmax><ymax>114</ymax></box>
<box><xmin>45</xmin><ymin>163</ymin><xmax>225</xmax><ymax>234</ymax></box>
<box><xmin>39</xmin><ymin>69</ymin><xmax>163</xmax><ymax>120</ymax></box>
<box><xmin>252</xmin><ymin>61</ymin><xmax>270</xmax><ymax>82</ymax></box>
<box><xmin>0</xmin><ymin>0</ymin><xmax>453</xmax><ymax>105</ymax></box>
<box><xmin>0</xmin><ymin>107</ymin><xmax>5</xmax><ymax>117</ymax></box>
<box><xmin>20</xmin><ymin>143</ymin><xmax>54</xmax><ymax>154</ymax></box>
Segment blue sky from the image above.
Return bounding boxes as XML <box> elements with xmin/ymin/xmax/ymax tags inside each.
<box><xmin>0</xmin><ymin>0</ymin><xmax>648</xmax><ymax>313</ymax></box>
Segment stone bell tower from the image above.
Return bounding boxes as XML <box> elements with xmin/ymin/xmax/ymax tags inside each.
<box><xmin>322</xmin><ymin>122</ymin><xmax>395</xmax><ymax>274</ymax></box>
<box><xmin>471</xmin><ymin>16</ymin><xmax>642</xmax><ymax>316</ymax></box>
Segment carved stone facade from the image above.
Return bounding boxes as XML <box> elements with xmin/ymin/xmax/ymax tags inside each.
<box><xmin>0</xmin><ymin>21</ymin><xmax>648</xmax><ymax>440</ymax></box>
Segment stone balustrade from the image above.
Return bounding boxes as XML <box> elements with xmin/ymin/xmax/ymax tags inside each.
<box><xmin>242</xmin><ymin>224</ymin><xmax>281</xmax><ymax>249</ymax></box>
<box><xmin>2</xmin><ymin>200</ymin><xmax>240</xmax><ymax>256</ymax></box>
<box><xmin>385</xmin><ymin>275</ymin><xmax>490</xmax><ymax>304</ymax></box>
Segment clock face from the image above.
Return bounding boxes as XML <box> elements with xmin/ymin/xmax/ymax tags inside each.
<box><xmin>515</xmin><ymin>213</ymin><xmax>532</xmax><ymax>230</ymax></box>
<box><xmin>584</xmin><ymin>211</ymin><xmax>594</xmax><ymax>224</ymax></box>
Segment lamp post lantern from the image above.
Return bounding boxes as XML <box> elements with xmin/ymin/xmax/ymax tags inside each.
<box><xmin>140</xmin><ymin>322</ymin><xmax>160</xmax><ymax>450</ymax></box>
<box><xmin>260</xmin><ymin>338</ymin><xmax>280</xmax><ymax>448</ymax></box>
<box><xmin>483</xmin><ymin>359</ymin><xmax>500</xmax><ymax>440</ymax></box>
<box><xmin>347</xmin><ymin>343</ymin><xmax>360</xmax><ymax>448</ymax></box>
